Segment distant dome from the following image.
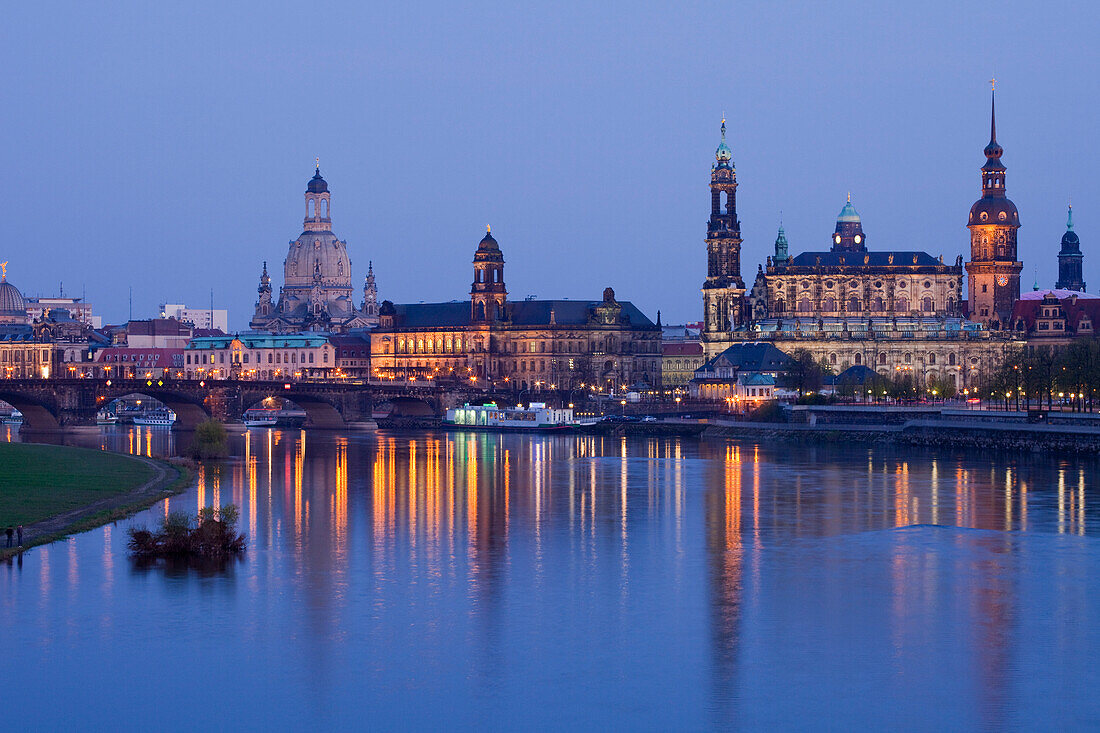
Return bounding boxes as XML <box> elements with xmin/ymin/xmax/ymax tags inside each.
<box><xmin>837</xmin><ymin>199</ymin><xmax>861</xmax><ymax>223</ymax></box>
<box><xmin>0</xmin><ymin>278</ymin><xmax>26</xmax><ymax>321</ymax></box>
<box><xmin>307</xmin><ymin>167</ymin><xmax>328</xmax><ymax>193</ymax></box>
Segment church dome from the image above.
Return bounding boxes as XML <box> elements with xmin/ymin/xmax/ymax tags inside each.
<box><xmin>307</xmin><ymin>167</ymin><xmax>328</xmax><ymax>193</ymax></box>
<box><xmin>837</xmin><ymin>199</ymin><xmax>861</xmax><ymax>223</ymax></box>
<box><xmin>0</xmin><ymin>277</ymin><xmax>26</xmax><ymax>320</ymax></box>
<box><xmin>968</xmin><ymin>197</ymin><xmax>1019</xmax><ymax>226</ymax></box>
<box><xmin>478</xmin><ymin>227</ymin><xmax>499</xmax><ymax>251</ymax></box>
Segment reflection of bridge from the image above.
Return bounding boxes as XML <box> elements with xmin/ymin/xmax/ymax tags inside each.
<box><xmin>0</xmin><ymin>379</ymin><xmax>502</xmax><ymax>430</ymax></box>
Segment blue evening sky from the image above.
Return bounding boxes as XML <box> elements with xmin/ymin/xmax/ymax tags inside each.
<box><xmin>3</xmin><ymin>1</ymin><xmax>1097</xmax><ymax>328</ymax></box>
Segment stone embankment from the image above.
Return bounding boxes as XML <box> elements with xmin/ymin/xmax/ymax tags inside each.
<box><xmin>704</xmin><ymin>414</ymin><xmax>1100</xmax><ymax>454</ymax></box>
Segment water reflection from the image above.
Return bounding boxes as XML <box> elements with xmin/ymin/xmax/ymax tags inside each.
<box><xmin>2</xmin><ymin>428</ymin><xmax>1100</xmax><ymax>728</ymax></box>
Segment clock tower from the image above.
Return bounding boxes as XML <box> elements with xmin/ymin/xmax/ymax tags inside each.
<box><xmin>701</xmin><ymin>118</ymin><xmax>746</xmax><ymax>354</ymax></box>
<box><xmin>965</xmin><ymin>83</ymin><xmax>1021</xmax><ymax>329</ymax></box>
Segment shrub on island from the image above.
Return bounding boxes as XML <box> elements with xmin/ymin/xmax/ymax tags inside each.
<box><xmin>128</xmin><ymin>505</ymin><xmax>245</xmax><ymax>559</ymax></box>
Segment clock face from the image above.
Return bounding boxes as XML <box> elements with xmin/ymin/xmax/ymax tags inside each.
<box><xmin>834</xmin><ymin>234</ymin><xmax>842</xmax><ymax>244</ymax></box>
<box><xmin>854</xmin><ymin>234</ymin><xmax>862</xmax><ymax>244</ymax></box>
<box><xmin>997</xmin><ymin>275</ymin><xmax>1009</xmax><ymax>287</ymax></box>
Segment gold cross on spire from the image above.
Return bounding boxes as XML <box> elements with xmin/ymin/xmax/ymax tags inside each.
<box><xmin>990</xmin><ymin>77</ymin><xmax>995</xmax><ymax>91</ymax></box>
<box><xmin>315</xmin><ymin>156</ymin><xmax>320</xmax><ymax>170</ymax></box>
<box><xmin>487</xmin><ymin>224</ymin><xmax>491</xmax><ymax>234</ymax></box>
<box><xmin>0</xmin><ymin>262</ymin><xmax>7</xmax><ymax>281</ymax></box>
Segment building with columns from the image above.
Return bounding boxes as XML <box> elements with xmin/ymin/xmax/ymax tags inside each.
<box><xmin>371</xmin><ymin>229</ymin><xmax>662</xmax><ymax>392</ymax></box>
<box><xmin>249</xmin><ymin>166</ymin><xmax>379</xmax><ymax>333</ymax></box>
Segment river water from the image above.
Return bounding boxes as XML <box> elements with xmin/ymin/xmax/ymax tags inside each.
<box><xmin>3</xmin><ymin>426</ymin><xmax>1099</xmax><ymax>730</ymax></box>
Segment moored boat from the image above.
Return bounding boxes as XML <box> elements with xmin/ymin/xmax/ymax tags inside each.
<box><xmin>444</xmin><ymin>402</ymin><xmax>575</xmax><ymax>432</ymax></box>
<box><xmin>132</xmin><ymin>407</ymin><xmax>176</xmax><ymax>427</ymax></box>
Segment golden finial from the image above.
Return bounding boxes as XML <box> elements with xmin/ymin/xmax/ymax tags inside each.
<box><xmin>990</xmin><ymin>77</ymin><xmax>995</xmax><ymax>91</ymax></box>
<box><xmin>315</xmin><ymin>156</ymin><xmax>320</xmax><ymax>170</ymax></box>
<box><xmin>487</xmin><ymin>224</ymin><xmax>491</xmax><ymax>234</ymax></box>
<box><xmin>847</xmin><ymin>191</ymin><xmax>851</xmax><ymax>203</ymax></box>
<box><xmin>0</xmin><ymin>262</ymin><xmax>7</xmax><ymax>281</ymax></box>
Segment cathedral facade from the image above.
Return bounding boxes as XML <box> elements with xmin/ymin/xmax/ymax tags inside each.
<box><xmin>700</xmin><ymin>94</ymin><xmax>1028</xmax><ymax>390</ymax></box>
<box><xmin>370</xmin><ymin>229</ymin><xmax>662</xmax><ymax>391</ymax></box>
<box><xmin>249</xmin><ymin>167</ymin><xmax>379</xmax><ymax>333</ymax></box>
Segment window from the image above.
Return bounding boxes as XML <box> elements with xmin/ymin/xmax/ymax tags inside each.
<box><xmin>922</xmin><ymin>297</ymin><xmax>933</xmax><ymax>312</ymax></box>
<box><xmin>879</xmin><ymin>353</ymin><xmax>887</xmax><ymax>365</ymax></box>
<box><xmin>309</xmin><ymin>352</ymin><xmax>315</xmax><ymax>363</ymax></box>
<box><xmin>243</xmin><ymin>354</ymin><xmax>249</xmax><ymax>364</ymax></box>
<box><xmin>928</xmin><ymin>353</ymin><xmax>936</xmax><ymax>365</ymax></box>
<box><xmin>854</xmin><ymin>353</ymin><xmax>862</xmax><ymax>365</ymax></box>
<box><xmin>982</xmin><ymin>284</ymin><xmax>988</xmax><ymax>293</ymax></box>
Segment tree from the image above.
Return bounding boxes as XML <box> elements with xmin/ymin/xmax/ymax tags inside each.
<box><xmin>781</xmin><ymin>349</ymin><xmax>832</xmax><ymax>397</ymax></box>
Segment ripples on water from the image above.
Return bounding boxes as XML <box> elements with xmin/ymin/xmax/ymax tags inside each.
<box><xmin>2</xmin><ymin>427</ymin><xmax>1099</xmax><ymax>730</ymax></box>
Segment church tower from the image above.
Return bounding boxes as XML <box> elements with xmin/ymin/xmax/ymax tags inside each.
<box><xmin>1057</xmin><ymin>205</ymin><xmax>1085</xmax><ymax>292</ymax></box>
<box><xmin>702</xmin><ymin>119</ymin><xmax>746</xmax><ymax>349</ymax></box>
<box><xmin>471</xmin><ymin>227</ymin><xmax>507</xmax><ymax>323</ymax></box>
<box><xmin>965</xmin><ymin>84</ymin><xmax>1022</xmax><ymax>328</ymax></box>
<box><xmin>362</xmin><ymin>261</ymin><xmax>379</xmax><ymax>319</ymax></box>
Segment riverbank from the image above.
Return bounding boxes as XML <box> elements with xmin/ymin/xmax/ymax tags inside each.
<box><xmin>702</xmin><ymin>419</ymin><xmax>1100</xmax><ymax>453</ymax></box>
<box><xmin>0</xmin><ymin>444</ymin><xmax>192</xmax><ymax>559</ymax></box>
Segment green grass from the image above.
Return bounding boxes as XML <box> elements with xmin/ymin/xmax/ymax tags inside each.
<box><xmin>0</xmin><ymin>443</ymin><xmax>158</xmax><ymax>527</ymax></box>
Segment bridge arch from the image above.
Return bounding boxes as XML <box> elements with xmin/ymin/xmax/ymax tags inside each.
<box><xmin>0</xmin><ymin>391</ymin><xmax>60</xmax><ymax>430</ymax></box>
<box><xmin>104</xmin><ymin>390</ymin><xmax>212</xmax><ymax>429</ymax></box>
<box><xmin>244</xmin><ymin>390</ymin><xmax>349</xmax><ymax>429</ymax></box>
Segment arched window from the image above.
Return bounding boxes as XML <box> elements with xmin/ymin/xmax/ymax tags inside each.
<box><xmin>823</xmin><ymin>296</ymin><xmax>836</xmax><ymax>312</ymax></box>
<box><xmin>776</xmin><ymin>298</ymin><xmax>786</xmax><ymax>313</ymax></box>
<box><xmin>904</xmin><ymin>352</ymin><xmax>912</xmax><ymax>364</ymax></box>
<box><xmin>848</xmin><ymin>297</ymin><xmax>861</xmax><ymax>312</ymax></box>
<box><xmin>922</xmin><ymin>297</ymin><xmax>933</xmax><ymax>312</ymax></box>
<box><xmin>879</xmin><ymin>353</ymin><xmax>887</xmax><ymax>365</ymax></box>
<box><xmin>854</xmin><ymin>353</ymin><xmax>862</xmax><ymax>365</ymax></box>
<box><xmin>476</xmin><ymin>302</ymin><xmax>486</xmax><ymax>320</ymax></box>
<box><xmin>928</xmin><ymin>353</ymin><xmax>936</xmax><ymax>365</ymax></box>
<box><xmin>308</xmin><ymin>199</ymin><xmax>315</xmax><ymax>218</ymax></box>
<box><xmin>798</xmin><ymin>299</ymin><xmax>811</xmax><ymax>313</ymax></box>
<box><xmin>872</xmin><ymin>296</ymin><xmax>885</xmax><ymax>311</ymax></box>
<box><xmin>949</xmin><ymin>353</ymin><xmax>956</xmax><ymax>366</ymax></box>
<box><xmin>895</xmin><ymin>297</ymin><xmax>909</xmax><ymax>312</ymax></box>
<box><xmin>828</xmin><ymin>353</ymin><xmax>837</xmax><ymax>365</ymax></box>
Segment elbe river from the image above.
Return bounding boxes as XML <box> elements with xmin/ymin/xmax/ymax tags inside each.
<box><xmin>3</xmin><ymin>426</ymin><xmax>1099</xmax><ymax>730</ymax></box>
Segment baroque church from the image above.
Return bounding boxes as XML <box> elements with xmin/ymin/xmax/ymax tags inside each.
<box><xmin>249</xmin><ymin>166</ymin><xmax>379</xmax><ymax>333</ymax></box>
<box><xmin>699</xmin><ymin>90</ymin><xmax>1037</xmax><ymax>390</ymax></box>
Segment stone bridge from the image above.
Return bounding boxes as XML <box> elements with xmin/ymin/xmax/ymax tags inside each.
<box><xmin>0</xmin><ymin>379</ymin><xmax>507</xmax><ymax>430</ymax></box>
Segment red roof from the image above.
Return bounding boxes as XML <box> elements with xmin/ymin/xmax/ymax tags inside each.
<box><xmin>95</xmin><ymin>347</ymin><xmax>184</xmax><ymax>367</ymax></box>
<box><xmin>662</xmin><ymin>342</ymin><xmax>703</xmax><ymax>356</ymax></box>
<box><xmin>1010</xmin><ymin>292</ymin><xmax>1100</xmax><ymax>335</ymax></box>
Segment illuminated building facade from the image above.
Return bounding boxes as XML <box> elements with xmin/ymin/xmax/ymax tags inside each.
<box><xmin>371</xmin><ymin>229</ymin><xmax>662</xmax><ymax>391</ymax></box>
<box><xmin>184</xmin><ymin>334</ymin><xmax>335</xmax><ymax>380</ymax></box>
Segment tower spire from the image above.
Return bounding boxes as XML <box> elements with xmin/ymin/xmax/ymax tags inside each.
<box><xmin>989</xmin><ymin>78</ymin><xmax>997</xmax><ymax>144</ymax></box>
<box><xmin>1068</xmin><ymin>204</ymin><xmax>1074</xmax><ymax>230</ymax></box>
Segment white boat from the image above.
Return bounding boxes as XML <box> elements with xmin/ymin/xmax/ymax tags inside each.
<box><xmin>243</xmin><ymin>407</ymin><xmax>307</xmax><ymax>428</ymax></box>
<box><xmin>133</xmin><ymin>407</ymin><xmax>176</xmax><ymax>427</ymax></box>
<box><xmin>243</xmin><ymin>408</ymin><xmax>279</xmax><ymax>428</ymax></box>
<box><xmin>444</xmin><ymin>402</ymin><xmax>575</xmax><ymax>432</ymax></box>
<box><xmin>95</xmin><ymin>409</ymin><xmax>118</xmax><ymax>425</ymax></box>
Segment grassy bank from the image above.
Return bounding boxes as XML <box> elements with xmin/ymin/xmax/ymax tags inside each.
<box><xmin>0</xmin><ymin>444</ymin><xmax>192</xmax><ymax>558</ymax></box>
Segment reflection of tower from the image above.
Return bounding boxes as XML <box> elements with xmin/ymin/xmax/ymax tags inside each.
<box><xmin>1056</xmin><ymin>206</ymin><xmax>1085</xmax><ymax>292</ymax></box>
<box><xmin>966</xmin><ymin>84</ymin><xmax>1022</xmax><ymax>329</ymax></box>
<box><xmin>702</xmin><ymin>119</ymin><xmax>746</xmax><ymax>352</ymax></box>
<box><xmin>702</xmin><ymin>441</ymin><xmax>745</xmax><ymax>706</ymax></box>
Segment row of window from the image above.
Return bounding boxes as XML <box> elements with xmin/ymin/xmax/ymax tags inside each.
<box><xmin>780</xmin><ymin>296</ymin><xmax>952</xmax><ymax>313</ymax></box>
<box><xmin>186</xmin><ymin>351</ymin><xmax>330</xmax><ymax>365</ymax></box>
